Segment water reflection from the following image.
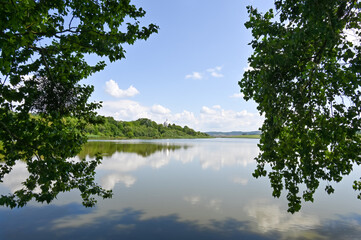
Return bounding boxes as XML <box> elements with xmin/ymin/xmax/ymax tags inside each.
<box><xmin>1</xmin><ymin>204</ymin><xmax>361</xmax><ymax>240</ymax></box>
<box><xmin>246</xmin><ymin>200</ymin><xmax>320</xmax><ymax>233</ymax></box>
<box><xmin>1</xmin><ymin>139</ymin><xmax>361</xmax><ymax>240</ymax></box>
<box><xmin>1</xmin><ymin>161</ymin><xmax>29</xmax><ymax>193</ymax></box>
<box><xmin>183</xmin><ymin>195</ymin><xmax>223</xmax><ymax>212</ymax></box>
<box><xmin>100</xmin><ymin>173</ymin><xmax>136</xmax><ymax>189</ymax></box>
<box><xmin>232</xmin><ymin>176</ymin><xmax>249</xmax><ymax>185</ymax></box>
<box><xmin>77</xmin><ymin>139</ymin><xmax>260</xmax><ymax>191</ymax></box>
<box><xmin>78</xmin><ymin>141</ymin><xmax>187</xmax><ymax>158</ymax></box>
<box><xmin>0</xmin><ymin>205</ymin><xmax>278</xmax><ymax>240</ymax></box>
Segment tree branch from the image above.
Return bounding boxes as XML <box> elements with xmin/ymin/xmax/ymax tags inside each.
<box><xmin>0</xmin><ymin>120</ymin><xmax>18</xmax><ymax>142</ymax></box>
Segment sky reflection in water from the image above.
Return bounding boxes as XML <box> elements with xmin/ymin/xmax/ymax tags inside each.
<box><xmin>1</xmin><ymin>138</ymin><xmax>361</xmax><ymax>240</ymax></box>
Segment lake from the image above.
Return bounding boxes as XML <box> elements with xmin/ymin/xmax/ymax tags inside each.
<box><xmin>1</xmin><ymin>138</ymin><xmax>361</xmax><ymax>239</ymax></box>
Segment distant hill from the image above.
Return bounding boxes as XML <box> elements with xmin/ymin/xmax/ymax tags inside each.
<box><xmin>206</xmin><ymin>131</ymin><xmax>261</xmax><ymax>137</ymax></box>
<box><xmin>85</xmin><ymin>117</ymin><xmax>209</xmax><ymax>139</ymax></box>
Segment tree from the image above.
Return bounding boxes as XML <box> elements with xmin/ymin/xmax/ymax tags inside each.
<box><xmin>239</xmin><ymin>0</ymin><xmax>361</xmax><ymax>213</ymax></box>
<box><xmin>0</xmin><ymin>0</ymin><xmax>158</xmax><ymax>208</ymax></box>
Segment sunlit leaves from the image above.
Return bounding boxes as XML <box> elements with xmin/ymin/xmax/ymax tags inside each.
<box><xmin>240</xmin><ymin>0</ymin><xmax>361</xmax><ymax>213</ymax></box>
<box><xmin>0</xmin><ymin>0</ymin><xmax>158</xmax><ymax>208</ymax></box>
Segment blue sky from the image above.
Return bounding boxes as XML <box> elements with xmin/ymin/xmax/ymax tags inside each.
<box><xmin>84</xmin><ymin>0</ymin><xmax>275</xmax><ymax>132</ymax></box>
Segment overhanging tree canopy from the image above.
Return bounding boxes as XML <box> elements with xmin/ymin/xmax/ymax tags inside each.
<box><xmin>239</xmin><ymin>0</ymin><xmax>361</xmax><ymax>213</ymax></box>
<box><xmin>0</xmin><ymin>0</ymin><xmax>158</xmax><ymax>208</ymax></box>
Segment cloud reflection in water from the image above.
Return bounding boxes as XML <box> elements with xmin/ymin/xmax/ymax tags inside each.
<box><xmin>89</xmin><ymin>140</ymin><xmax>259</xmax><ymax>190</ymax></box>
<box><xmin>246</xmin><ymin>200</ymin><xmax>320</xmax><ymax>233</ymax></box>
<box><xmin>2</xmin><ymin>139</ymin><xmax>359</xmax><ymax>240</ymax></box>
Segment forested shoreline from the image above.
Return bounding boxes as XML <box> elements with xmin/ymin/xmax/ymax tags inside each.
<box><xmin>84</xmin><ymin>117</ymin><xmax>209</xmax><ymax>139</ymax></box>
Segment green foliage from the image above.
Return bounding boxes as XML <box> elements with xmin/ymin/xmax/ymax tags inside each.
<box><xmin>0</xmin><ymin>0</ymin><xmax>158</xmax><ymax>208</ymax></box>
<box><xmin>240</xmin><ymin>0</ymin><xmax>361</xmax><ymax>213</ymax></box>
<box><xmin>78</xmin><ymin>141</ymin><xmax>185</xmax><ymax>159</ymax></box>
<box><xmin>84</xmin><ymin>117</ymin><xmax>209</xmax><ymax>139</ymax></box>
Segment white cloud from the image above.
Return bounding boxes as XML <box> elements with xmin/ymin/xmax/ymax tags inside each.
<box><xmin>200</xmin><ymin>106</ymin><xmax>217</xmax><ymax>115</ymax></box>
<box><xmin>196</xmin><ymin>106</ymin><xmax>262</xmax><ymax>131</ymax></box>
<box><xmin>230</xmin><ymin>93</ymin><xmax>244</xmax><ymax>99</ymax></box>
<box><xmin>211</xmin><ymin>72</ymin><xmax>223</xmax><ymax>78</ymax></box>
<box><xmin>185</xmin><ymin>72</ymin><xmax>203</xmax><ymax>80</ymax></box>
<box><xmin>186</xmin><ymin>66</ymin><xmax>224</xmax><ymax>80</ymax></box>
<box><xmin>207</xmin><ymin>66</ymin><xmax>224</xmax><ymax>78</ymax></box>
<box><xmin>151</xmin><ymin>104</ymin><xmax>171</xmax><ymax>115</ymax></box>
<box><xmin>99</xmin><ymin>100</ymin><xmax>150</xmax><ymax>121</ymax></box>
<box><xmin>236</xmin><ymin>110</ymin><xmax>253</xmax><ymax>118</ymax></box>
<box><xmin>207</xmin><ymin>66</ymin><xmax>222</xmax><ymax>72</ymax></box>
<box><xmin>194</xmin><ymin>105</ymin><xmax>262</xmax><ymax>131</ymax></box>
<box><xmin>105</xmin><ymin>79</ymin><xmax>139</xmax><ymax>98</ymax></box>
<box><xmin>98</xmin><ymin>100</ymin><xmax>173</xmax><ymax>124</ymax></box>
<box><xmin>172</xmin><ymin>110</ymin><xmax>200</xmax><ymax>129</ymax></box>
<box><xmin>99</xmin><ymin>100</ymin><xmax>263</xmax><ymax>132</ymax></box>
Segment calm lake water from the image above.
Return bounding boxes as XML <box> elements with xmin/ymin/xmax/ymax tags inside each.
<box><xmin>1</xmin><ymin>138</ymin><xmax>361</xmax><ymax>239</ymax></box>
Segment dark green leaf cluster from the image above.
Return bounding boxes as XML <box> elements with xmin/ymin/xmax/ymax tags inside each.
<box><xmin>240</xmin><ymin>0</ymin><xmax>361</xmax><ymax>213</ymax></box>
<box><xmin>0</xmin><ymin>0</ymin><xmax>158</xmax><ymax>208</ymax></box>
<box><xmin>84</xmin><ymin>117</ymin><xmax>209</xmax><ymax>139</ymax></box>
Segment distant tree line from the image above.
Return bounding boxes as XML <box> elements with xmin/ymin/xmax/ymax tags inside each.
<box><xmin>84</xmin><ymin>117</ymin><xmax>209</xmax><ymax>139</ymax></box>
